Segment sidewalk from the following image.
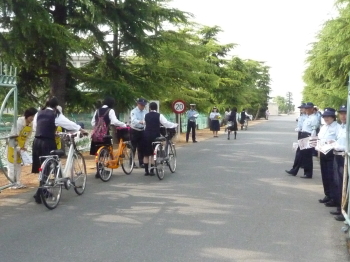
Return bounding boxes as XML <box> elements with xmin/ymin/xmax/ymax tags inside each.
<box><xmin>0</xmin><ymin>119</ymin><xmax>264</xmax><ymax>199</ymax></box>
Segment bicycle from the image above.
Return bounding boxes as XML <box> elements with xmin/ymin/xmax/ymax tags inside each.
<box><xmin>38</xmin><ymin>131</ymin><xmax>88</xmax><ymax>210</ymax></box>
<box><xmin>95</xmin><ymin>126</ymin><xmax>134</xmax><ymax>182</ymax></box>
<box><xmin>151</xmin><ymin>127</ymin><xmax>177</xmax><ymax>180</ymax></box>
<box><xmin>243</xmin><ymin>118</ymin><xmax>248</xmax><ymax>130</ymax></box>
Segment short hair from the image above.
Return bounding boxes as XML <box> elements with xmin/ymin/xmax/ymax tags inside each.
<box><xmin>48</xmin><ymin>97</ymin><xmax>59</xmax><ymax>108</ymax></box>
<box><xmin>103</xmin><ymin>97</ymin><xmax>115</xmax><ymax>108</ymax></box>
<box><xmin>24</xmin><ymin>107</ymin><xmax>38</xmax><ymax>119</ymax></box>
<box><xmin>149</xmin><ymin>102</ymin><xmax>157</xmax><ymax>111</ymax></box>
<box><xmin>242</xmin><ymin>108</ymin><xmax>245</xmax><ymax>111</ymax></box>
<box><xmin>231</xmin><ymin>107</ymin><xmax>237</xmax><ymax>112</ymax></box>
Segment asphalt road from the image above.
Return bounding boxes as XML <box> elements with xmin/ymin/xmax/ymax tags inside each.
<box><xmin>0</xmin><ymin>115</ymin><xmax>349</xmax><ymax>262</ymax></box>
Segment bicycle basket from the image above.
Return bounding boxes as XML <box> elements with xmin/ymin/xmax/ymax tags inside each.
<box><xmin>116</xmin><ymin>128</ymin><xmax>130</xmax><ymax>142</ymax></box>
<box><xmin>167</xmin><ymin>128</ymin><xmax>176</xmax><ymax>140</ymax></box>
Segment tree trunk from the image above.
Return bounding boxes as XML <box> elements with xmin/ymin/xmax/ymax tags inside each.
<box><xmin>49</xmin><ymin>2</ymin><xmax>67</xmax><ymax>108</ymax></box>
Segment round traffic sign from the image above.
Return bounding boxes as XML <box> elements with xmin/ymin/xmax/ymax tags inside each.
<box><xmin>172</xmin><ymin>100</ymin><xmax>186</xmax><ymax>114</ymax></box>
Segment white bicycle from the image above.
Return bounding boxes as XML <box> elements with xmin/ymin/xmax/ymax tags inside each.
<box><xmin>38</xmin><ymin>131</ymin><xmax>87</xmax><ymax>210</ymax></box>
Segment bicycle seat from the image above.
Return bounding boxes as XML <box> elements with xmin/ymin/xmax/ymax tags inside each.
<box><xmin>49</xmin><ymin>150</ymin><xmax>65</xmax><ymax>157</ymax></box>
<box><xmin>155</xmin><ymin>137</ymin><xmax>166</xmax><ymax>142</ymax></box>
<box><xmin>103</xmin><ymin>135</ymin><xmax>113</xmax><ymax>140</ymax></box>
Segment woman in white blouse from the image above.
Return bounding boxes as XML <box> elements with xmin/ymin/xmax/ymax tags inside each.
<box><xmin>209</xmin><ymin>107</ymin><xmax>221</xmax><ymax>137</ymax></box>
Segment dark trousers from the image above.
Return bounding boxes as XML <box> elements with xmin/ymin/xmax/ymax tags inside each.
<box><xmin>186</xmin><ymin>121</ymin><xmax>196</xmax><ymax>142</ymax></box>
<box><xmin>333</xmin><ymin>155</ymin><xmax>345</xmax><ymax>207</ymax></box>
<box><xmin>320</xmin><ymin>152</ymin><xmax>335</xmax><ymax>198</ymax></box>
<box><xmin>290</xmin><ymin>132</ymin><xmax>313</xmax><ymax>176</ymax></box>
<box><xmin>131</xmin><ymin>129</ymin><xmax>144</xmax><ymax>165</ymax></box>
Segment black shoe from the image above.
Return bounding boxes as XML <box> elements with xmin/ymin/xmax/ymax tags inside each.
<box><xmin>33</xmin><ymin>194</ymin><xmax>42</xmax><ymax>204</ymax></box>
<box><xmin>300</xmin><ymin>175</ymin><xmax>312</xmax><ymax>179</ymax></box>
<box><xmin>285</xmin><ymin>170</ymin><xmax>296</xmax><ymax>176</ymax></box>
<box><xmin>334</xmin><ymin>215</ymin><xmax>345</xmax><ymax>221</ymax></box>
<box><xmin>324</xmin><ymin>200</ymin><xmax>336</xmax><ymax>207</ymax></box>
<box><xmin>95</xmin><ymin>172</ymin><xmax>101</xmax><ymax>179</ymax></box>
<box><xmin>193</xmin><ymin>141</ymin><xmax>198</xmax><ymax>143</ymax></box>
<box><xmin>330</xmin><ymin>210</ymin><xmax>341</xmax><ymax>215</ymax></box>
<box><xmin>133</xmin><ymin>163</ymin><xmax>139</xmax><ymax>169</ymax></box>
<box><xmin>319</xmin><ymin>196</ymin><xmax>331</xmax><ymax>203</ymax></box>
<box><xmin>144</xmin><ymin>173</ymin><xmax>150</xmax><ymax>176</ymax></box>
<box><xmin>140</xmin><ymin>164</ymin><xmax>145</xmax><ymax>168</ymax></box>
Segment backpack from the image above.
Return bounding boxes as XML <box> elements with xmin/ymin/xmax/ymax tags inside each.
<box><xmin>91</xmin><ymin>109</ymin><xmax>110</xmax><ymax>142</ymax></box>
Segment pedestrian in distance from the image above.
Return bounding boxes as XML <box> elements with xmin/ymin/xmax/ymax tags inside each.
<box><xmin>239</xmin><ymin>109</ymin><xmax>247</xmax><ymax>130</ymax></box>
<box><xmin>130</xmin><ymin>98</ymin><xmax>148</xmax><ymax>167</ymax></box>
<box><xmin>7</xmin><ymin>107</ymin><xmax>38</xmax><ymax>189</ymax></box>
<box><xmin>186</xmin><ymin>104</ymin><xmax>199</xmax><ymax>143</ymax></box>
<box><xmin>32</xmin><ymin>97</ymin><xmax>88</xmax><ymax>204</ymax></box>
<box><xmin>285</xmin><ymin>102</ymin><xmax>320</xmax><ymax>178</ymax></box>
<box><xmin>265</xmin><ymin>108</ymin><xmax>270</xmax><ymax>120</ymax></box>
<box><xmin>90</xmin><ymin>97</ymin><xmax>126</xmax><ymax>178</ymax></box>
<box><xmin>209</xmin><ymin>106</ymin><xmax>221</xmax><ymax>137</ymax></box>
<box><xmin>223</xmin><ymin>107</ymin><xmax>231</xmax><ymax>133</ymax></box>
<box><xmin>329</xmin><ymin>105</ymin><xmax>347</xmax><ymax>221</ymax></box>
<box><xmin>141</xmin><ymin>102</ymin><xmax>178</xmax><ymax>176</ymax></box>
<box><xmin>227</xmin><ymin>107</ymin><xmax>239</xmax><ymax>140</ymax></box>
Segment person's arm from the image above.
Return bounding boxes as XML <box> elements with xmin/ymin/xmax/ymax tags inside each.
<box><xmin>109</xmin><ymin>109</ymin><xmax>127</xmax><ymax>127</ymax></box>
<box><xmin>159</xmin><ymin>114</ymin><xmax>178</xmax><ymax>128</ymax></box>
<box><xmin>56</xmin><ymin>113</ymin><xmax>82</xmax><ymax>131</ymax></box>
<box><xmin>91</xmin><ymin>110</ymin><xmax>97</xmax><ymax>127</ymax></box>
<box><xmin>32</xmin><ymin>113</ymin><xmax>38</xmax><ymax>134</ymax></box>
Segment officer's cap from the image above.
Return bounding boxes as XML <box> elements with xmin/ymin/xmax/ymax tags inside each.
<box><xmin>322</xmin><ymin>107</ymin><xmax>336</xmax><ymax>117</ymax></box>
<box><xmin>338</xmin><ymin>105</ymin><xmax>347</xmax><ymax>113</ymax></box>
<box><xmin>298</xmin><ymin>103</ymin><xmax>306</xmax><ymax>108</ymax></box>
<box><xmin>190</xmin><ymin>104</ymin><xmax>196</xmax><ymax>106</ymax></box>
<box><xmin>137</xmin><ymin>98</ymin><xmax>147</xmax><ymax>106</ymax></box>
<box><xmin>304</xmin><ymin>102</ymin><xmax>314</xmax><ymax>109</ymax></box>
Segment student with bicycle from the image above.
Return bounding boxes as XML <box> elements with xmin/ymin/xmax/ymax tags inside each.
<box><xmin>130</xmin><ymin>98</ymin><xmax>148</xmax><ymax>168</ymax></box>
<box><xmin>32</xmin><ymin>97</ymin><xmax>88</xmax><ymax>204</ymax></box>
<box><xmin>227</xmin><ymin>107</ymin><xmax>239</xmax><ymax>140</ymax></box>
<box><xmin>90</xmin><ymin>97</ymin><xmax>127</xmax><ymax>178</ymax></box>
<box><xmin>141</xmin><ymin>102</ymin><xmax>178</xmax><ymax>176</ymax></box>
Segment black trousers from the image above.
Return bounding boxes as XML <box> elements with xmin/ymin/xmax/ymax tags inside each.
<box><xmin>186</xmin><ymin>121</ymin><xmax>196</xmax><ymax>142</ymax></box>
<box><xmin>333</xmin><ymin>155</ymin><xmax>345</xmax><ymax>207</ymax></box>
<box><xmin>131</xmin><ymin>129</ymin><xmax>144</xmax><ymax>165</ymax></box>
<box><xmin>290</xmin><ymin>132</ymin><xmax>313</xmax><ymax>176</ymax></box>
<box><xmin>320</xmin><ymin>152</ymin><xmax>335</xmax><ymax>198</ymax></box>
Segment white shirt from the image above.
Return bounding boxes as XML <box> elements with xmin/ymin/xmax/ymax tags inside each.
<box><xmin>210</xmin><ymin>112</ymin><xmax>221</xmax><ymax>120</ymax></box>
<box><xmin>91</xmin><ymin>105</ymin><xmax>126</xmax><ymax>128</ymax></box>
<box><xmin>33</xmin><ymin>107</ymin><xmax>81</xmax><ymax>133</ymax></box>
<box><xmin>334</xmin><ymin>123</ymin><xmax>346</xmax><ymax>151</ymax></box>
<box><xmin>317</xmin><ymin>121</ymin><xmax>340</xmax><ymax>142</ymax></box>
<box><xmin>130</xmin><ymin>106</ymin><xmax>147</xmax><ymax>129</ymax></box>
<box><xmin>301</xmin><ymin>113</ymin><xmax>320</xmax><ymax>133</ymax></box>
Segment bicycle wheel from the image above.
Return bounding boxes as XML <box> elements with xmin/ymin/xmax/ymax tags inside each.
<box><xmin>97</xmin><ymin>147</ymin><xmax>113</xmax><ymax>182</ymax></box>
<box><xmin>155</xmin><ymin>145</ymin><xmax>165</xmax><ymax>180</ymax></box>
<box><xmin>72</xmin><ymin>152</ymin><xmax>87</xmax><ymax>195</ymax></box>
<box><xmin>121</xmin><ymin>142</ymin><xmax>134</xmax><ymax>175</ymax></box>
<box><xmin>167</xmin><ymin>143</ymin><xmax>177</xmax><ymax>173</ymax></box>
<box><xmin>40</xmin><ymin>159</ymin><xmax>62</xmax><ymax>210</ymax></box>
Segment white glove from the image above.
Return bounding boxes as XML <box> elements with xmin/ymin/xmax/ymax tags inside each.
<box><xmin>311</xmin><ymin>130</ymin><xmax>316</xmax><ymax>137</ymax></box>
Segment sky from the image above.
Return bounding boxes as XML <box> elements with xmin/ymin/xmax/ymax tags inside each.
<box><xmin>168</xmin><ymin>0</ymin><xmax>337</xmax><ymax>105</ymax></box>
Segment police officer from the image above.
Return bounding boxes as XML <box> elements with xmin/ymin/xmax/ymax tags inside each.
<box><xmin>316</xmin><ymin>108</ymin><xmax>340</xmax><ymax>206</ymax></box>
<box><xmin>286</xmin><ymin>102</ymin><xmax>320</xmax><ymax>178</ymax></box>
<box><xmin>130</xmin><ymin>98</ymin><xmax>148</xmax><ymax>168</ymax></box>
<box><xmin>186</xmin><ymin>104</ymin><xmax>198</xmax><ymax>143</ymax></box>
<box><xmin>330</xmin><ymin>105</ymin><xmax>347</xmax><ymax>221</ymax></box>
<box><xmin>285</xmin><ymin>103</ymin><xmax>306</xmax><ymax>176</ymax></box>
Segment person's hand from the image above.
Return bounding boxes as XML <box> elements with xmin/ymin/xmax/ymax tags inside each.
<box><xmin>139</xmin><ymin>120</ymin><xmax>144</xmax><ymax>125</ymax></box>
<box><xmin>80</xmin><ymin>129</ymin><xmax>88</xmax><ymax>136</ymax></box>
<box><xmin>20</xmin><ymin>148</ymin><xmax>27</xmax><ymax>151</ymax></box>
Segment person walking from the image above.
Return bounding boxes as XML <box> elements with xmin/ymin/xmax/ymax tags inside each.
<box><xmin>285</xmin><ymin>102</ymin><xmax>319</xmax><ymax>178</ymax></box>
<box><xmin>90</xmin><ymin>97</ymin><xmax>126</xmax><ymax>178</ymax></box>
<box><xmin>7</xmin><ymin>107</ymin><xmax>38</xmax><ymax>189</ymax></box>
<box><xmin>141</xmin><ymin>102</ymin><xmax>178</xmax><ymax>176</ymax></box>
<box><xmin>239</xmin><ymin>109</ymin><xmax>247</xmax><ymax>130</ymax></box>
<box><xmin>209</xmin><ymin>107</ymin><xmax>221</xmax><ymax>137</ymax></box>
<box><xmin>32</xmin><ymin>97</ymin><xmax>87</xmax><ymax>203</ymax></box>
<box><xmin>227</xmin><ymin>107</ymin><xmax>239</xmax><ymax>140</ymax></box>
<box><xmin>130</xmin><ymin>98</ymin><xmax>148</xmax><ymax>167</ymax></box>
<box><xmin>186</xmin><ymin>104</ymin><xmax>198</xmax><ymax>143</ymax></box>
<box><xmin>223</xmin><ymin>107</ymin><xmax>231</xmax><ymax>133</ymax></box>
<box><xmin>316</xmin><ymin>108</ymin><xmax>340</xmax><ymax>208</ymax></box>
<box><xmin>329</xmin><ymin>105</ymin><xmax>347</xmax><ymax>221</ymax></box>
<box><xmin>265</xmin><ymin>108</ymin><xmax>270</xmax><ymax>120</ymax></box>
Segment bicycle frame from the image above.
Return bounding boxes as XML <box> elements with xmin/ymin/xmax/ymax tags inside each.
<box><xmin>95</xmin><ymin>138</ymin><xmax>126</xmax><ymax>169</ymax></box>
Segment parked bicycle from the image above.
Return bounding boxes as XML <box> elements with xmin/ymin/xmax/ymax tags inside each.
<box><xmin>151</xmin><ymin>127</ymin><xmax>177</xmax><ymax>180</ymax></box>
<box><xmin>96</xmin><ymin>126</ymin><xmax>134</xmax><ymax>182</ymax></box>
<box><xmin>38</xmin><ymin>131</ymin><xmax>88</xmax><ymax>210</ymax></box>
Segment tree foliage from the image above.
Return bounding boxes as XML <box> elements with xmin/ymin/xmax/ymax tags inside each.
<box><xmin>0</xmin><ymin>0</ymin><xmax>271</xmax><ymax>117</ymax></box>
